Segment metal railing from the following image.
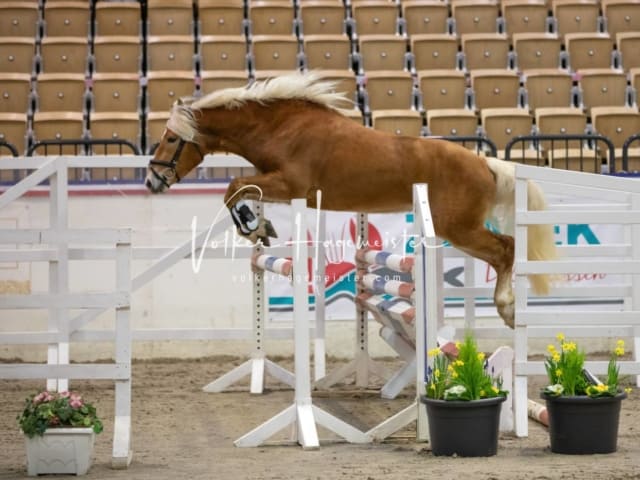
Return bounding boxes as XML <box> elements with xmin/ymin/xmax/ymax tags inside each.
<box><xmin>622</xmin><ymin>133</ymin><xmax>640</xmax><ymax>173</ymax></box>
<box><xmin>27</xmin><ymin>138</ymin><xmax>141</xmax><ymax>156</ymax></box>
<box><xmin>0</xmin><ymin>141</ymin><xmax>19</xmax><ymax>157</ymax></box>
<box><xmin>441</xmin><ymin>136</ymin><xmax>498</xmax><ymax>157</ymax></box>
<box><xmin>26</xmin><ymin>139</ymin><xmax>143</xmax><ymax>182</ymax></box>
<box><xmin>505</xmin><ymin>134</ymin><xmax>616</xmax><ymax>173</ymax></box>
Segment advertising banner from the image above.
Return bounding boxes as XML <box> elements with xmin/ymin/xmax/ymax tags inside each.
<box><xmin>262</xmin><ymin>202</ymin><xmax>624</xmax><ymax>322</ymax></box>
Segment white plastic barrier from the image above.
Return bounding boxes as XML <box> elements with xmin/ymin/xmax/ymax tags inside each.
<box><xmin>0</xmin><ymin>157</ymin><xmax>133</xmax><ymax>468</ymax></box>
<box><xmin>513</xmin><ymin>164</ymin><xmax>640</xmax><ymax>437</ymax></box>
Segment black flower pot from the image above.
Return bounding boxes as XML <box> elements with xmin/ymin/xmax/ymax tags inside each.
<box><xmin>542</xmin><ymin>392</ymin><xmax>627</xmax><ymax>454</ymax></box>
<box><xmin>420</xmin><ymin>395</ymin><xmax>506</xmax><ymax>457</ymax></box>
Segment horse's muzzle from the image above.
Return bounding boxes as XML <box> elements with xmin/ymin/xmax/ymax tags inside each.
<box><xmin>144</xmin><ymin>174</ymin><xmax>167</xmax><ymax>194</ymax></box>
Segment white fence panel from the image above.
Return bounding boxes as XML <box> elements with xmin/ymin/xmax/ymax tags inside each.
<box><xmin>513</xmin><ymin>164</ymin><xmax>640</xmax><ymax>437</ymax></box>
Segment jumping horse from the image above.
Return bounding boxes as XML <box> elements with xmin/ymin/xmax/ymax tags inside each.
<box><xmin>145</xmin><ymin>72</ymin><xmax>556</xmax><ymax>328</ymax></box>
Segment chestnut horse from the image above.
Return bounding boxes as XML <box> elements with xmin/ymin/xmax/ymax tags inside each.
<box><xmin>145</xmin><ymin>72</ymin><xmax>556</xmax><ymax>328</ymax></box>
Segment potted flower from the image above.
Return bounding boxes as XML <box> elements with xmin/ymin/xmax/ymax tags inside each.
<box><xmin>18</xmin><ymin>390</ymin><xmax>104</xmax><ymax>476</ymax></box>
<box><xmin>420</xmin><ymin>333</ymin><xmax>508</xmax><ymax>457</ymax></box>
<box><xmin>541</xmin><ymin>333</ymin><xmax>632</xmax><ymax>454</ymax></box>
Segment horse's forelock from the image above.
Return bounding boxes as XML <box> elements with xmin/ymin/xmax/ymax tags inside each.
<box><xmin>166</xmin><ymin>103</ymin><xmax>199</xmax><ymax>142</ymax></box>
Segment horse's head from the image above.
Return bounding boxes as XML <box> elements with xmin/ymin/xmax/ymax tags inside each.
<box><xmin>145</xmin><ymin>101</ymin><xmax>205</xmax><ymax>193</ymax></box>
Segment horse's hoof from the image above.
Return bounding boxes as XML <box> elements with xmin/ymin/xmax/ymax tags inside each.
<box><xmin>255</xmin><ymin>218</ymin><xmax>277</xmax><ymax>243</ymax></box>
<box><xmin>258</xmin><ymin>236</ymin><xmax>271</xmax><ymax>247</ymax></box>
<box><xmin>498</xmin><ymin>302</ymin><xmax>515</xmax><ymax>329</ymax></box>
<box><xmin>263</xmin><ymin>219</ymin><xmax>278</xmax><ymax>239</ymax></box>
<box><xmin>239</xmin><ymin>218</ymin><xmax>278</xmax><ymax>247</ymax></box>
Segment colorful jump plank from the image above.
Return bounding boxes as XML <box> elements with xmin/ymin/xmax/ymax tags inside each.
<box><xmin>356</xmin><ymin>292</ymin><xmax>415</xmax><ymax>344</ymax></box>
<box><xmin>355</xmin><ymin>249</ymin><xmax>414</xmax><ymax>273</ymax></box>
<box><xmin>251</xmin><ymin>254</ymin><xmax>292</xmax><ymax>277</ymax></box>
<box><xmin>361</xmin><ymin>273</ymin><xmax>414</xmax><ymax>299</ymax></box>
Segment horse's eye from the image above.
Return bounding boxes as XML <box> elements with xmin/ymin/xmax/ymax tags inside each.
<box><xmin>167</xmin><ymin>137</ymin><xmax>178</xmax><ymax>144</ymax></box>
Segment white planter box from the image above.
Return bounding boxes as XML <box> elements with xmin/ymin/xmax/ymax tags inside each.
<box><xmin>24</xmin><ymin>428</ymin><xmax>95</xmax><ymax>476</ymax></box>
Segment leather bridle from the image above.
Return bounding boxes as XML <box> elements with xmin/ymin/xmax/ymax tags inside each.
<box><xmin>148</xmin><ymin>138</ymin><xmax>205</xmax><ymax>189</ymax></box>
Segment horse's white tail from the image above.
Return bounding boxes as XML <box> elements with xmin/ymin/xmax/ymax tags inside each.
<box><xmin>485</xmin><ymin>157</ymin><xmax>557</xmax><ymax>295</ymax></box>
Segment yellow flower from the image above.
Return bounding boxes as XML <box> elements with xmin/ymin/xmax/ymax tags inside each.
<box><xmin>625</xmin><ymin>387</ymin><xmax>632</xmax><ymax>395</ymax></box>
<box><xmin>615</xmin><ymin>346</ymin><xmax>625</xmax><ymax>357</ymax></box>
<box><xmin>480</xmin><ymin>390</ymin><xmax>486</xmax><ymax>397</ymax></box>
<box><xmin>452</xmin><ymin>371</ymin><xmax>459</xmax><ymax>379</ymax></box>
<box><xmin>555</xmin><ymin>369</ymin><xmax>563</xmax><ymax>377</ymax></box>
<box><xmin>428</xmin><ymin>347</ymin><xmax>441</xmax><ymax>357</ymax></box>
<box><xmin>562</xmin><ymin>341</ymin><xmax>577</xmax><ymax>352</ymax></box>
<box><xmin>455</xmin><ymin>360</ymin><xmax>465</xmax><ymax>367</ymax></box>
<box><xmin>435</xmin><ymin>368</ymin><xmax>441</xmax><ymax>379</ymax></box>
<box><xmin>556</xmin><ymin>332</ymin><xmax>565</xmax><ymax>342</ymax></box>
<box><xmin>552</xmin><ymin>353</ymin><xmax>561</xmax><ymax>363</ymax></box>
<box><xmin>447</xmin><ymin>364</ymin><xmax>454</xmax><ymax>372</ymax></box>
<box><xmin>616</xmin><ymin>339</ymin><xmax>625</xmax><ymax>348</ymax></box>
<box><xmin>477</xmin><ymin>352</ymin><xmax>485</xmax><ymax>362</ymax></box>
<box><xmin>596</xmin><ymin>384</ymin><xmax>609</xmax><ymax>393</ymax></box>
<box><xmin>547</xmin><ymin>344</ymin><xmax>556</xmax><ymax>354</ymax></box>
<box><xmin>430</xmin><ymin>383</ymin><xmax>436</xmax><ymax>391</ymax></box>
<box><xmin>492</xmin><ymin>386</ymin><xmax>499</xmax><ymax>394</ymax></box>
<box><xmin>455</xmin><ymin>341</ymin><xmax>461</xmax><ymax>349</ymax></box>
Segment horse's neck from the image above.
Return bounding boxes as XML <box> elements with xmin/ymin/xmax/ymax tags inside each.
<box><xmin>202</xmin><ymin>102</ymin><xmax>313</xmax><ymax>168</ymax></box>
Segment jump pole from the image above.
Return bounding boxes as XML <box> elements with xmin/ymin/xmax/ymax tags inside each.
<box><xmin>313</xmin><ymin>208</ymin><xmax>327</xmax><ymax>381</ymax></box>
<box><xmin>235</xmin><ymin>199</ymin><xmax>368</xmax><ymax>448</ymax></box>
<box><xmin>315</xmin><ymin>212</ymin><xmax>392</xmax><ymax>389</ymax></box>
<box><xmin>365</xmin><ymin>184</ymin><xmax>438</xmax><ymax>441</ymax></box>
<box><xmin>203</xmin><ymin>201</ymin><xmax>295</xmax><ymax>394</ymax></box>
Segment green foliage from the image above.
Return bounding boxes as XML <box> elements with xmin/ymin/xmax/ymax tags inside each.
<box><xmin>425</xmin><ymin>350</ymin><xmax>450</xmax><ymax>400</ymax></box>
<box><xmin>543</xmin><ymin>334</ymin><xmax>629</xmax><ymax>398</ymax></box>
<box><xmin>425</xmin><ymin>333</ymin><xmax>508</xmax><ymax>401</ymax></box>
<box><xmin>17</xmin><ymin>391</ymin><xmax>103</xmax><ymax>438</ymax></box>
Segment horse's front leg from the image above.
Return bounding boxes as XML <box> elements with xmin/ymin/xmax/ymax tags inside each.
<box><xmin>224</xmin><ymin>172</ymin><xmax>293</xmax><ymax>246</ymax></box>
<box><xmin>449</xmin><ymin>228</ymin><xmax>516</xmax><ymax>328</ymax></box>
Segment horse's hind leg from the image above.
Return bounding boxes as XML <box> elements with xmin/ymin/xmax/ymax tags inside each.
<box><xmin>449</xmin><ymin>228</ymin><xmax>516</xmax><ymax>328</ymax></box>
<box><xmin>224</xmin><ymin>172</ymin><xmax>293</xmax><ymax>246</ymax></box>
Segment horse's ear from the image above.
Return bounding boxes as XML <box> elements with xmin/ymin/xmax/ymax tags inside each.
<box><xmin>177</xmin><ymin>98</ymin><xmax>184</xmax><ymax>106</ymax></box>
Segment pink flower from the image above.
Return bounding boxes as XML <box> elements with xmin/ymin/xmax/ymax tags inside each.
<box><xmin>69</xmin><ymin>394</ymin><xmax>83</xmax><ymax>409</ymax></box>
<box><xmin>59</xmin><ymin>391</ymin><xmax>70</xmax><ymax>398</ymax></box>
<box><xmin>33</xmin><ymin>391</ymin><xmax>54</xmax><ymax>405</ymax></box>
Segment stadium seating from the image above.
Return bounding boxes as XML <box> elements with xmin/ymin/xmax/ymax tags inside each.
<box><xmin>418</xmin><ymin>70</ymin><xmax>469</xmax><ymax>111</ymax></box>
<box><xmin>401</xmin><ymin>1</ymin><xmax>449</xmax><ymax>36</ymax></box>
<box><xmin>410</xmin><ymin>34</ymin><xmax>460</xmax><ymax>71</ymax></box>
<box><xmin>523</xmin><ymin>69</ymin><xmax>575</xmax><ymax>110</ymax></box>
<box><xmin>512</xmin><ymin>33</ymin><xmax>563</xmax><ymax>71</ymax></box>
<box><xmin>451</xmin><ymin>0</ymin><xmax>500</xmax><ymax>35</ymax></box>
<box><xmin>426</xmin><ymin>109</ymin><xmax>479</xmax><ymax>137</ymax></box>
<box><xmin>94</xmin><ymin>1</ymin><xmax>141</xmax><ymax>37</ymax></box>
<box><xmin>0</xmin><ymin>2</ymin><xmax>40</xmax><ymax>39</ymax></box>
<box><xmin>0</xmin><ymin>73</ymin><xmax>32</xmax><ymax>114</ymax></box>
<box><xmin>197</xmin><ymin>0</ymin><xmax>245</xmax><ymax>37</ymax></box>
<box><xmin>501</xmin><ymin>0</ymin><xmax>550</xmax><ymax>38</ymax></box>
<box><xmin>2</xmin><ymin>0</ymin><xmax>640</xmax><ymax>182</ymax></box>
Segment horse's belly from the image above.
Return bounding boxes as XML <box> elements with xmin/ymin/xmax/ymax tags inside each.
<box><xmin>314</xmin><ymin>180</ymin><xmax>413</xmax><ymax>213</ymax></box>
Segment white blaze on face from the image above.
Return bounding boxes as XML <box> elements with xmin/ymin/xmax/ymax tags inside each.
<box><xmin>144</xmin><ymin>128</ymin><xmax>172</xmax><ymax>193</ymax></box>
<box><xmin>145</xmin><ymin>167</ymin><xmax>167</xmax><ymax>193</ymax></box>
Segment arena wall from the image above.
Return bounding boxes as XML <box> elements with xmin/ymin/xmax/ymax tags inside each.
<box><xmin>1</xmin><ymin>166</ymin><xmax>628</xmax><ymax>362</ymax></box>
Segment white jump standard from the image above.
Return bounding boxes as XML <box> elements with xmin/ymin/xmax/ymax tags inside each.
<box><xmin>203</xmin><ymin>201</ymin><xmax>295</xmax><ymax>394</ymax></box>
<box><xmin>235</xmin><ymin>199</ymin><xmax>369</xmax><ymax>448</ymax></box>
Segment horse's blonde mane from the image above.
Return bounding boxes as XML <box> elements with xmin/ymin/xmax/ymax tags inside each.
<box><xmin>166</xmin><ymin>72</ymin><xmax>351</xmax><ymax>141</ymax></box>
